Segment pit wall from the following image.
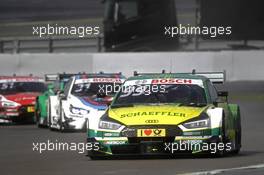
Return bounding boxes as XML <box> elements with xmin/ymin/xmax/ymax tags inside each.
<box><xmin>0</xmin><ymin>51</ymin><xmax>263</xmax><ymax>81</ymax></box>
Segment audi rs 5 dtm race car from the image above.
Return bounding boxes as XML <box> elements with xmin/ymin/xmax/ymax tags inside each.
<box><xmin>49</xmin><ymin>73</ymin><xmax>126</xmax><ymax>131</ymax></box>
<box><xmin>87</xmin><ymin>70</ymin><xmax>241</xmax><ymax>159</ymax></box>
<box><xmin>0</xmin><ymin>75</ymin><xmax>47</xmax><ymax>123</ymax></box>
<box><xmin>35</xmin><ymin>73</ymin><xmax>75</xmax><ymax>127</ymax></box>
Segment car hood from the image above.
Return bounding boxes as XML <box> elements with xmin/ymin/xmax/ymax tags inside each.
<box><xmin>108</xmin><ymin>104</ymin><xmax>209</xmax><ymax>126</ymax></box>
<box><xmin>3</xmin><ymin>92</ymin><xmax>40</xmax><ymax>105</ymax></box>
<box><xmin>76</xmin><ymin>96</ymin><xmax>110</xmax><ymax>110</ymax></box>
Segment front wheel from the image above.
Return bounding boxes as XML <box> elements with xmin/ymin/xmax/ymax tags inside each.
<box><xmin>48</xmin><ymin>99</ymin><xmax>55</xmax><ymax>131</ymax></box>
<box><xmin>35</xmin><ymin>102</ymin><xmax>42</xmax><ymax>127</ymax></box>
<box><xmin>35</xmin><ymin>109</ymin><xmax>41</xmax><ymax>127</ymax></box>
<box><xmin>58</xmin><ymin>111</ymin><xmax>63</xmax><ymax>132</ymax></box>
<box><xmin>233</xmin><ymin>110</ymin><xmax>241</xmax><ymax>154</ymax></box>
<box><xmin>58</xmin><ymin>107</ymin><xmax>67</xmax><ymax>132</ymax></box>
<box><xmin>215</xmin><ymin>113</ymin><xmax>227</xmax><ymax>157</ymax></box>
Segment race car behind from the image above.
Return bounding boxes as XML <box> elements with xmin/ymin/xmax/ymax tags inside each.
<box><xmin>35</xmin><ymin>73</ymin><xmax>75</xmax><ymax>127</ymax></box>
<box><xmin>49</xmin><ymin>72</ymin><xmax>126</xmax><ymax>131</ymax></box>
<box><xmin>0</xmin><ymin>75</ymin><xmax>47</xmax><ymax>123</ymax></box>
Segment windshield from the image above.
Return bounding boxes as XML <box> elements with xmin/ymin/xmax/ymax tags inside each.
<box><xmin>0</xmin><ymin>82</ymin><xmax>47</xmax><ymax>94</ymax></box>
<box><xmin>113</xmin><ymin>84</ymin><xmax>207</xmax><ymax>106</ymax></box>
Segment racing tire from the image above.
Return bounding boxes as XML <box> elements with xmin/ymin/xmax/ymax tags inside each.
<box><xmin>35</xmin><ymin>109</ymin><xmax>41</xmax><ymax>128</ymax></box>
<box><xmin>58</xmin><ymin>111</ymin><xmax>64</xmax><ymax>132</ymax></box>
<box><xmin>49</xmin><ymin>117</ymin><xmax>54</xmax><ymax>131</ymax></box>
<box><xmin>88</xmin><ymin>156</ymin><xmax>107</xmax><ymax>160</ymax></box>
<box><xmin>58</xmin><ymin>106</ymin><xmax>67</xmax><ymax>132</ymax></box>
<box><xmin>233</xmin><ymin>129</ymin><xmax>241</xmax><ymax>155</ymax></box>
<box><xmin>87</xmin><ymin>150</ymin><xmax>109</xmax><ymax>160</ymax></box>
<box><xmin>48</xmin><ymin>99</ymin><xmax>55</xmax><ymax>131</ymax></box>
<box><xmin>233</xmin><ymin>109</ymin><xmax>241</xmax><ymax>155</ymax></box>
<box><xmin>85</xmin><ymin>119</ymin><xmax>89</xmax><ymax>134</ymax></box>
<box><xmin>35</xmin><ymin>98</ymin><xmax>42</xmax><ymax>127</ymax></box>
<box><xmin>215</xmin><ymin>113</ymin><xmax>227</xmax><ymax>157</ymax></box>
<box><xmin>36</xmin><ymin>108</ymin><xmax>46</xmax><ymax>128</ymax></box>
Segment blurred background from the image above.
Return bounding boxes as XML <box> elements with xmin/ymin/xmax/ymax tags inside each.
<box><xmin>1</xmin><ymin>0</ymin><xmax>264</xmax><ymax>53</ymax></box>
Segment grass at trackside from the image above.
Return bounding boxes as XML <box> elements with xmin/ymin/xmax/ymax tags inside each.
<box><xmin>0</xmin><ymin>18</ymin><xmax>103</xmax><ymax>38</ymax></box>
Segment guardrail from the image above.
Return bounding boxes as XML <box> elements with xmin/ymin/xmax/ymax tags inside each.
<box><xmin>0</xmin><ymin>35</ymin><xmax>104</xmax><ymax>53</ymax></box>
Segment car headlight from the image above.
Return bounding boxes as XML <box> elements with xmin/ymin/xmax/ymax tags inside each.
<box><xmin>99</xmin><ymin>120</ymin><xmax>122</xmax><ymax>130</ymax></box>
<box><xmin>183</xmin><ymin>113</ymin><xmax>210</xmax><ymax>129</ymax></box>
<box><xmin>1</xmin><ymin>101</ymin><xmax>20</xmax><ymax>108</ymax></box>
<box><xmin>69</xmin><ymin>105</ymin><xmax>90</xmax><ymax>115</ymax></box>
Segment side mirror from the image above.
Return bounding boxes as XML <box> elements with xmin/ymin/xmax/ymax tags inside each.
<box><xmin>54</xmin><ymin>88</ymin><xmax>62</xmax><ymax>95</ymax></box>
<box><xmin>213</xmin><ymin>98</ymin><xmax>223</xmax><ymax>107</ymax></box>
<box><xmin>59</xmin><ymin>93</ymin><xmax>67</xmax><ymax>100</ymax></box>
<box><xmin>214</xmin><ymin>91</ymin><xmax>229</xmax><ymax>106</ymax></box>
<box><xmin>53</xmin><ymin>89</ymin><xmax>59</xmax><ymax>95</ymax></box>
<box><xmin>57</xmin><ymin>90</ymin><xmax>64</xmax><ymax>94</ymax></box>
<box><xmin>218</xmin><ymin>91</ymin><xmax>228</xmax><ymax>102</ymax></box>
<box><xmin>47</xmin><ymin>83</ymin><xmax>54</xmax><ymax>90</ymax></box>
<box><xmin>218</xmin><ymin>91</ymin><xmax>228</xmax><ymax>97</ymax></box>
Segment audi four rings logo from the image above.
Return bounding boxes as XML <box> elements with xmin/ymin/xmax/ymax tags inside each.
<box><xmin>145</xmin><ymin>120</ymin><xmax>159</xmax><ymax>123</ymax></box>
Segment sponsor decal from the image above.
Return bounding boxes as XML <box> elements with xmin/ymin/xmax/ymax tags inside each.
<box><xmin>103</xmin><ymin>132</ymin><xmax>120</xmax><ymax>137</ymax></box>
<box><xmin>75</xmin><ymin>78</ymin><xmax>124</xmax><ymax>84</ymax></box>
<box><xmin>183</xmin><ymin>131</ymin><xmax>202</xmax><ymax>136</ymax></box>
<box><xmin>93</xmin><ymin>78</ymin><xmax>123</xmax><ymax>83</ymax></box>
<box><xmin>15</xmin><ymin>97</ymin><xmax>36</xmax><ymax>101</ymax></box>
<box><xmin>120</xmin><ymin>111</ymin><xmax>186</xmax><ymax>118</ymax></box>
<box><xmin>151</xmin><ymin>79</ymin><xmax>193</xmax><ymax>84</ymax></box>
<box><xmin>123</xmin><ymin>79</ymin><xmax>204</xmax><ymax>87</ymax></box>
<box><xmin>4</xmin><ymin>112</ymin><xmax>19</xmax><ymax>116</ymax></box>
<box><xmin>104</xmin><ymin>141</ymin><xmax>126</xmax><ymax>145</ymax></box>
<box><xmin>137</xmin><ymin>129</ymin><xmax>166</xmax><ymax>137</ymax></box>
<box><xmin>0</xmin><ymin>78</ymin><xmax>43</xmax><ymax>83</ymax></box>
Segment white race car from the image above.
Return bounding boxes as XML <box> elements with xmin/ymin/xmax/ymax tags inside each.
<box><xmin>48</xmin><ymin>73</ymin><xmax>126</xmax><ymax>131</ymax></box>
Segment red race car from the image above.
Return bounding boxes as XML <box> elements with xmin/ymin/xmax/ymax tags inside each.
<box><xmin>0</xmin><ymin>75</ymin><xmax>47</xmax><ymax>123</ymax></box>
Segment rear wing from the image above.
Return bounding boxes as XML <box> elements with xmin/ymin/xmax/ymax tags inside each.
<box><xmin>133</xmin><ymin>70</ymin><xmax>166</xmax><ymax>76</ymax></box>
<box><xmin>45</xmin><ymin>72</ymin><xmax>125</xmax><ymax>82</ymax></box>
<box><xmin>44</xmin><ymin>73</ymin><xmax>76</xmax><ymax>82</ymax></box>
<box><xmin>133</xmin><ymin>69</ymin><xmax>226</xmax><ymax>84</ymax></box>
<box><xmin>192</xmin><ymin>69</ymin><xmax>226</xmax><ymax>84</ymax></box>
<box><xmin>45</xmin><ymin>74</ymin><xmax>59</xmax><ymax>81</ymax></box>
<box><xmin>88</xmin><ymin>72</ymin><xmax>125</xmax><ymax>78</ymax></box>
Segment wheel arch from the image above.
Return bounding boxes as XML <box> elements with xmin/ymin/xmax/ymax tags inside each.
<box><xmin>228</xmin><ymin>104</ymin><xmax>241</xmax><ymax>120</ymax></box>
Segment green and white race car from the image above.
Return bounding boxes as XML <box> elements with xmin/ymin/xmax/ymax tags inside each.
<box><xmin>87</xmin><ymin>70</ymin><xmax>241</xmax><ymax>159</ymax></box>
<box><xmin>35</xmin><ymin>74</ymin><xmax>75</xmax><ymax>127</ymax></box>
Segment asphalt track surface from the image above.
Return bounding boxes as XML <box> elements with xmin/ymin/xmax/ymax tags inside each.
<box><xmin>0</xmin><ymin>82</ymin><xmax>264</xmax><ymax>175</ymax></box>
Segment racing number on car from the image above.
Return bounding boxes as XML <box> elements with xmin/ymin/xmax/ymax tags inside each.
<box><xmin>137</xmin><ymin>129</ymin><xmax>166</xmax><ymax>137</ymax></box>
